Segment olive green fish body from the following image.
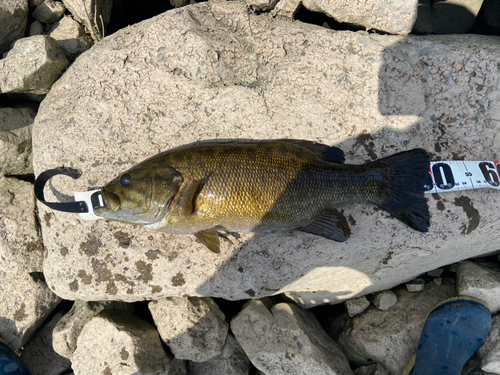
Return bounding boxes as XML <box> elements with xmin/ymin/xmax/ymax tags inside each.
<box><xmin>96</xmin><ymin>140</ymin><xmax>430</xmax><ymax>252</ymax></box>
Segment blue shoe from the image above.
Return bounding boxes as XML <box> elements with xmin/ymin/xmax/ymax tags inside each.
<box><xmin>0</xmin><ymin>341</ymin><xmax>32</xmax><ymax>375</ymax></box>
<box><xmin>402</xmin><ymin>297</ymin><xmax>491</xmax><ymax>375</ymax></box>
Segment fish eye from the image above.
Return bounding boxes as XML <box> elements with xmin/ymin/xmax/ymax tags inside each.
<box><xmin>120</xmin><ymin>174</ymin><xmax>131</xmax><ymax>186</ymax></box>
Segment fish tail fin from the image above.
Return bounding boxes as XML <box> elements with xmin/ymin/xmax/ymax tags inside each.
<box><xmin>372</xmin><ymin>149</ymin><xmax>430</xmax><ymax>232</ymax></box>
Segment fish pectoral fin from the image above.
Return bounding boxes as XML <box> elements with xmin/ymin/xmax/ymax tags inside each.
<box><xmin>170</xmin><ymin>179</ymin><xmax>205</xmax><ymax>217</ymax></box>
<box><xmin>194</xmin><ymin>228</ymin><xmax>221</xmax><ymax>253</ymax></box>
<box><xmin>297</xmin><ymin>209</ymin><xmax>351</xmax><ymax>242</ymax></box>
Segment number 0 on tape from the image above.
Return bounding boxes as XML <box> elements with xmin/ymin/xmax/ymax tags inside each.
<box><xmin>425</xmin><ymin>161</ymin><xmax>500</xmax><ymax>194</ymax></box>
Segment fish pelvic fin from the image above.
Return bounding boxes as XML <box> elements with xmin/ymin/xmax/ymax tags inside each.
<box><xmin>298</xmin><ymin>209</ymin><xmax>351</xmax><ymax>242</ymax></box>
<box><xmin>372</xmin><ymin>148</ymin><xmax>430</xmax><ymax>232</ymax></box>
<box><xmin>194</xmin><ymin>228</ymin><xmax>221</xmax><ymax>253</ymax></box>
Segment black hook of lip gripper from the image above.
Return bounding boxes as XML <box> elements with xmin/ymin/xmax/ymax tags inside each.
<box><xmin>34</xmin><ymin>167</ymin><xmax>89</xmax><ymax>213</ymax></box>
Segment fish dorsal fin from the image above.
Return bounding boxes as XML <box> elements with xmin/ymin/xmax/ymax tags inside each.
<box><xmin>194</xmin><ymin>228</ymin><xmax>220</xmax><ymax>253</ymax></box>
<box><xmin>298</xmin><ymin>209</ymin><xmax>351</xmax><ymax>242</ymax></box>
<box><xmin>276</xmin><ymin>139</ymin><xmax>345</xmax><ymax>164</ymax></box>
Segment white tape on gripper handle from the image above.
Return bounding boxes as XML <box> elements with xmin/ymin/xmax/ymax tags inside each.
<box><xmin>426</xmin><ymin>161</ymin><xmax>500</xmax><ymax>194</ymax></box>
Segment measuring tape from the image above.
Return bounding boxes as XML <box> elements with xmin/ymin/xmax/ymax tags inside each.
<box><xmin>425</xmin><ymin>161</ymin><xmax>500</xmax><ymax>194</ymax></box>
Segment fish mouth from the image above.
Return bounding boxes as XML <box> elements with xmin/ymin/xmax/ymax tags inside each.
<box><xmin>101</xmin><ymin>187</ymin><xmax>121</xmax><ymax>212</ymax></box>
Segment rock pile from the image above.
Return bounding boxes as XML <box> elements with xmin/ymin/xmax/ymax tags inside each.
<box><xmin>1</xmin><ymin>0</ymin><xmax>500</xmax><ymax>374</ymax></box>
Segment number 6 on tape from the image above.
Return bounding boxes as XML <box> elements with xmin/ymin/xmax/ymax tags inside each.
<box><xmin>425</xmin><ymin>160</ymin><xmax>500</xmax><ymax>194</ymax></box>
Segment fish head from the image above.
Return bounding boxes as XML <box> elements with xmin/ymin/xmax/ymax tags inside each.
<box><xmin>95</xmin><ymin>160</ymin><xmax>182</xmax><ymax>225</ymax></box>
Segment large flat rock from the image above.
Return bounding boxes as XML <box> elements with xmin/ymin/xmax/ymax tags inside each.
<box><xmin>33</xmin><ymin>2</ymin><xmax>500</xmax><ymax>302</ymax></box>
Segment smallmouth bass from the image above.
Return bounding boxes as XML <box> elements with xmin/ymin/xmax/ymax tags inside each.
<box><xmin>95</xmin><ymin>139</ymin><xmax>430</xmax><ymax>252</ymax></box>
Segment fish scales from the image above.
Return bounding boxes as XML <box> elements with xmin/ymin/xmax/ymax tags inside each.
<box><xmin>154</xmin><ymin>142</ymin><xmax>380</xmax><ymax>232</ymax></box>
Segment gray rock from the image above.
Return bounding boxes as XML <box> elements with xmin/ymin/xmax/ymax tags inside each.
<box><xmin>283</xmin><ymin>291</ymin><xmax>345</xmax><ymax>309</ymax></box>
<box><xmin>354</xmin><ymin>364</ymin><xmax>390</xmax><ymax>375</ymax></box>
<box><xmin>0</xmin><ymin>35</ymin><xmax>68</xmax><ymax>97</ymax></box>
<box><xmin>169</xmin><ymin>358</ymin><xmax>187</xmax><ymax>375</ymax></box>
<box><xmin>149</xmin><ymin>297</ymin><xmax>228</xmax><ymax>362</ymax></box>
<box><xmin>432</xmin><ymin>0</ymin><xmax>484</xmax><ymax>34</ymax></box>
<box><xmin>405</xmin><ymin>278</ymin><xmax>425</xmax><ymax>293</ymax></box>
<box><xmin>457</xmin><ymin>261</ymin><xmax>500</xmax><ymax>314</ymax></box>
<box><xmin>52</xmin><ymin>300</ymin><xmax>134</xmax><ymax>359</ymax></box>
<box><xmin>328</xmin><ymin>282</ymin><xmax>456</xmax><ymax>375</ymax></box>
<box><xmin>427</xmin><ymin>268</ymin><xmax>444</xmax><ymax>277</ymax></box>
<box><xmin>305</xmin><ymin>0</ymin><xmax>417</xmax><ymax>34</ymax></box>
<box><xmin>0</xmin><ymin>177</ymin><xmax>61</xmax><ymax>351</ymax></box>
<box><xmin>470</xmin><ymin>0</ymin><xmax>500</xmax><ymax>36</ymax></box>
<box><xmin>463</xmin><ymin>353</ymin><xmax>497</xmax><ymax>375</ymax></box>
<box><xmin>170</xmin><ymin>0</ymin><xmax>189</xmax><ymax>8</ymax></box>
<box><xmin>345</xmin><ymin>296</ymin><xmax>370</xmax><ymax>317</ymax></box>
<box><xmin>372</xmin><ymin>291</ymin><xmax>397</xmax><ymax>311</ymax></box>
<box><xmin>29</xmin><ymin>20</ymin><xmax>44</xmax><ymax>36</ymax></box>
<box><xmin>32</xmin><ymin>0</ymin><xmax>66</xmax><ymax>24</ymax></box>
<box><xmin>29</xmin><ymin>0</ymin><xmax>44</xmax><ymax>6</ymax></box>
<box><xmin>477</xmin><ymin>313</ymin><xmax>500</xmax><ymax>373</ymax></box>
<box><xmin>433</xmin><ymin>277</ymin><xmax>442</xmax><ymax>286</ymax></box>
<box><xmin>72</xmin><ymin>310</ymin><xmax>169</xmax><ymax>375</ymax></box>
<box><xmin>0</xmin><ymin>0</ymin><xmax>28</xmax><ymax>54</ymax></box>
<box><xmin>47</xmin><ymin>16</ymin><xmax>93</xmax><ymax>59</ymax></box>
<box><xmin>270</xmin><ymin>0</ymin><xmax>301</xmax><ymax>17</ymax></box>
<box><xmin>187</xmin><ymin>334</ymin><xmax>251</xmax><ymax>375</ymax></box>
<box><xmin>231</xmin><ymin>300</ymin><xmax>353</xmax><ymax>375</ymax></box>
<box><xmin>246</xmin><ymin>0</ymin><xmax>278</xmax><ymax>11</ymax></box>
<box><xmin>33</xmin><ymin>2</ymin><xmax>500</xmax><ymax>303</ymax></box>
<box><xmin>19</xmin><ymin>312</ymin><xmax>72</xmax><ymax>375</ymax></box>
<box><xmin>61</xmin><ymin>0</ymin><xmax>113</xmax><ymax>41</ymax></box>
<box><xmin>0</xmin><ymin>106</ymin><xmax>36</xmax><ymax>176</ymax></box>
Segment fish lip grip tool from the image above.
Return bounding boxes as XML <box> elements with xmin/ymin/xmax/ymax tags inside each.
<box><xmin>34</xmin><ymin>167</ymin><xmax>104</xmax><ymax>220</ymax></box>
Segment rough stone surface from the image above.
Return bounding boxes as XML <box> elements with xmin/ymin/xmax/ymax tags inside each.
<box><xmin>32</xmin><ymin>0</ymin><xmax>66</xmax><ymax>23</ymax></box>
<box><xmin>345</xmin><ymin>296</ymin><xmax>370</xmax><ymax>317</ymax></box>
<box><xmin>20</xmin><ymin>311</ymin><xmax>72</xmax><ymax>375</ymax></box>
<box><xmin>33</xmin><ymin>2</ymin><xmax>500</xmax><ymax>303</ymax></box>
<box><xmin>457</xmin><ymin>261</ymin><xmax>500</xmax><ymax>314</ymax></box>
<box><xmin>463</xmin><ymin>353</ymin><xmax>497</xmax><ymax>375</ymax></box>
<box><xmin>47</xmin><ymin>16</ymin><xmax>93</xmax><ymax>59</ymax></box>
<box><xmin>52</xmin><ymin>300</ymin><xmax>134</xmax><ymax>359</ymax></box>
<box><xmin>231</xmin><ymin>300</ymin><xmax>353</xmax><ymax>375</ymax></box>
<box><xmin>353</xmin><ymin>364</ymin><xmax>390</xmax><ymax>375</ymax></box>
<box><xmin>427</xmin><ymin>268</ymin><xmax>444</xmax><ymax>277</ymax></box>
<box><xmin>477</xmin><ymin>313</ymin><xmax>500</xmax><ymax>373</ymax></box>
<box><xmin>372</xmin><ymin>291</ymin><xmax>397</xmax><ymax>311</ymax></box>
<box><xmin>188</xmin><ymin>333</ymin><xmax>251</xmax><ymax>375</ymax></box>
<box><xmin>405</xmin><ymin>278</ymin><xmax>425</xmax><ymax>292</ymax></box>
<box><xmin>0</xmin><ymin>35</ymin><xmax>68</xmax><ymax>96</ymax></box>
<box><xmin>169</xmin><ymin>358</ymin><xmax>187</xmax><ymax>375</ymax></box>
<box><xmin>0</xmin><ymin>106</ymin><xmax>36</xmax><ymax>176</ymax></box>
<box><xmin>72</xmin><ymin>310</ymin><xmax>170</xmax><ymax>375</ymax></box>
<box><xmin>246</xmin><ymin>0</ymin><xmax>278</xmax><ymax>11</ymax></box>
<box><xmin>0</xmin><ymin>177</ymin><xmax>61</xmax><ymax>351</ymax></box>
<box><xmin>300</xmin><ymin>0</ymin><xmax>418</xmax><ymax>35</ymax></box>
<box><xmin>61</xmin><ymin>0</ymin><xmax>113</xmax><ymax>41</ymax></box>
<box><xmin>29</xmin><ymin>20</ymin><xmax>44</xmax><ymax>36</ymax></box>
<box><xmin>327</xmin><ymin>282</ymin><xmax>456</xmax><ymax>375</ymax></box>
<box><xmin>149</xmin><ymin>297</ymin><xmax>228</xmax><ymax>362</ymax></box>
<box><xmin>427</xmin><ymin>0</ymin><xmax>484</xmax><ymax>34</ymax></box>
<box><xmin>0</xmin><ymin>0</ymin><xmax>28</xmax><ymax>54</ymax></box>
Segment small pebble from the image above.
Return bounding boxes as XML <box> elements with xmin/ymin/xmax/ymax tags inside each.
<box><xmin>433</xmin><ymin>278</ymin><xmax>442</xmax><ymax>286</ymax></box>
<box><xmin>405</xmin><ymin>278</ymin><xmax>425</xmax><ymax>293</ymax></box>
<box><xmin>345</xmin><ymin>296</ymin><xmax>370</xmax><ymax>317</ymax></box>
<box><xmin>373</xmin><ymin>291</ymin><xmax>397</xmax><ymax>311</ymax></box>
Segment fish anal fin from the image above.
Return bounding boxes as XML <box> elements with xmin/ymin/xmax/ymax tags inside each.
<box><xmin>298</xmin><ymin>209</ymin><xmax>351</xmax><ymax>242</ymax></box>
<box><xmin>194</xmin><ymin>228</ymin><xmax>221</xmax><ymax>253</ymax></box>
<box><xmin>276</xmin><ymin>139</ymin><xmax>345</xmax><ymax>164</ymax></box>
